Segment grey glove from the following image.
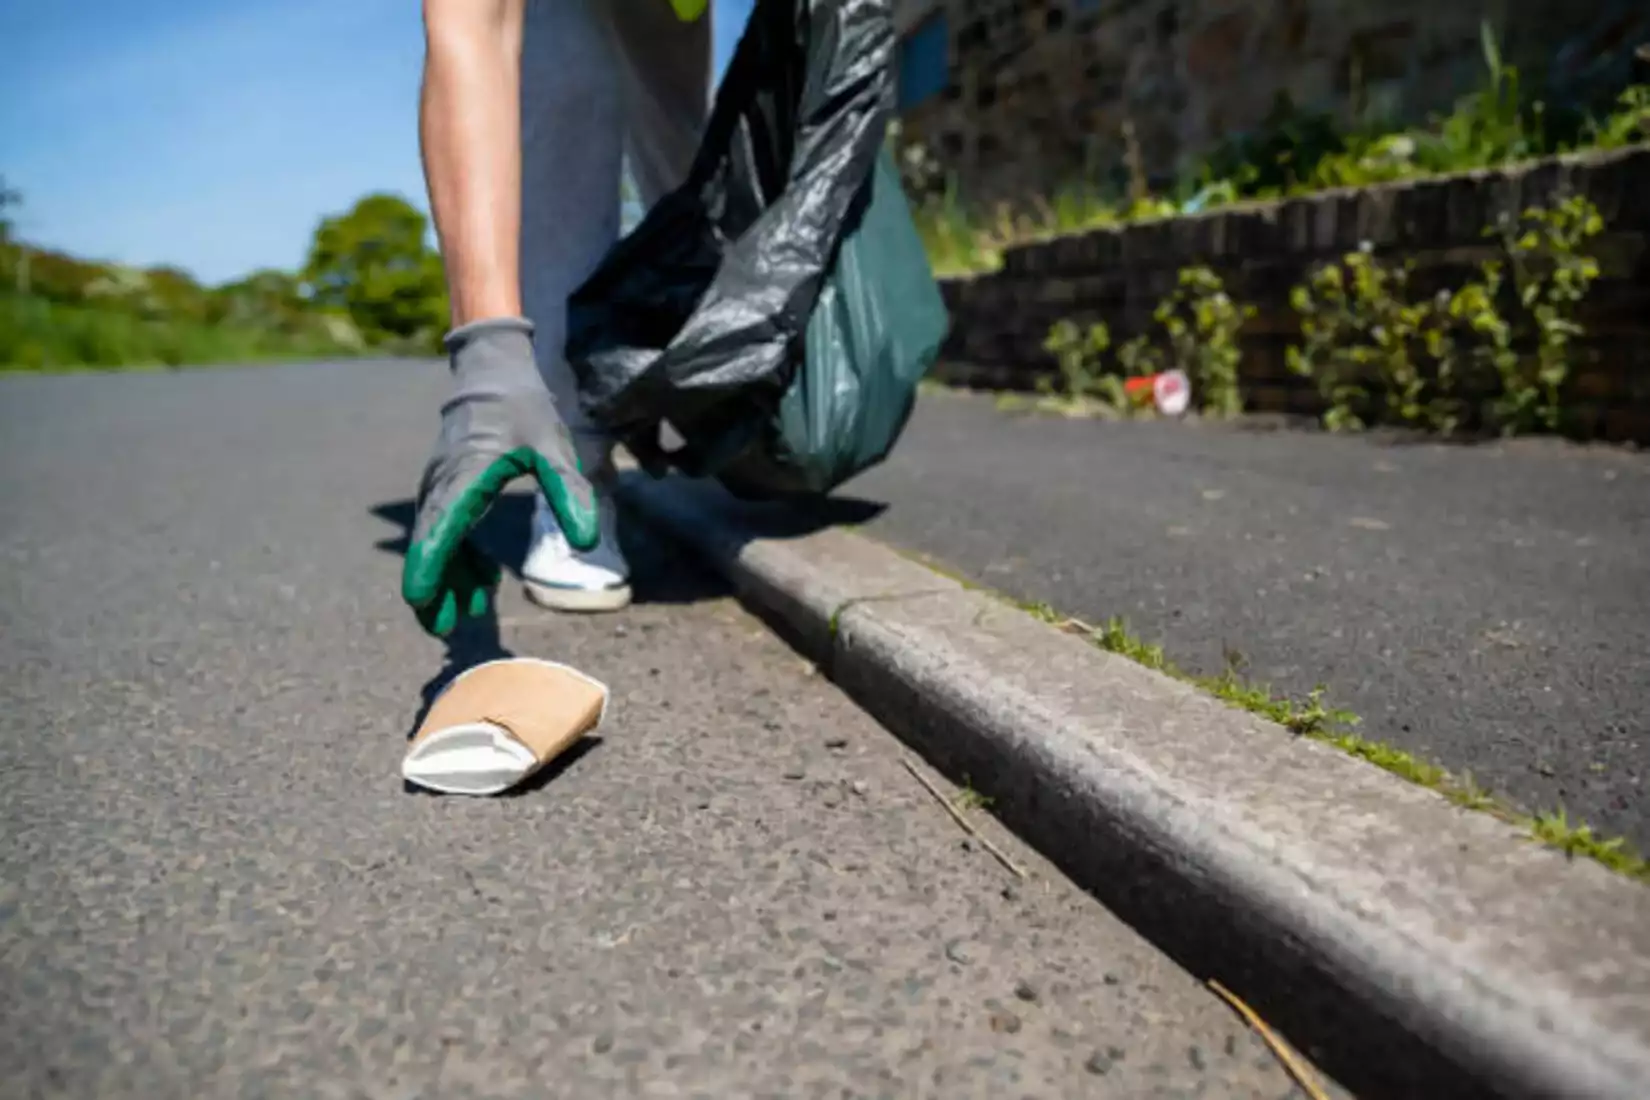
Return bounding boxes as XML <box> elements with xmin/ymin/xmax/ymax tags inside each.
<box><xmin>401</xmin><ymin>317</ymin><xmax>599</xmax><ymax>637</ymax></box>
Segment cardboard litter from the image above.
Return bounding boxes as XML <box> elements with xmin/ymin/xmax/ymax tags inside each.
<box><xmin>402</xmin><ymin>657</ymin><xmax>609</xmax><ymax>796</ymax></box>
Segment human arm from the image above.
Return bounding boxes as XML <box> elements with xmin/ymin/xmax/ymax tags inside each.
<box><xmin>403</xmin><ymin>0</ymin><xmax>598</xmax><ymax>637</ymax></box>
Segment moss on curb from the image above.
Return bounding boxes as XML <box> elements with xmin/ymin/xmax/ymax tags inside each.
<box><xmin>879</xmin><ymin>542</ymin><xmax>1650</xmax><ymax>885</ymax></box>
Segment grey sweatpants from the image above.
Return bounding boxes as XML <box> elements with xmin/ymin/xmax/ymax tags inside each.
<box><xmin>520</xmin><ymin>0</ymin><xmax>712</xmax><ymax>478</ymax></box>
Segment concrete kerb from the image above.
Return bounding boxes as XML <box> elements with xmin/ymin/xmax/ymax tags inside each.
<box><xmin>614</xmin><ymin>472</ymin><xmax>1650</xmax><ymax>1100</ymax></box>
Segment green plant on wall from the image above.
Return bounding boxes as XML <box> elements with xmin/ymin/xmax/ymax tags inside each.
<box><xmin>1490</xmin><ymin>195</ymin><xmax>1605</xmax><ymax>433</ymax></box>
<box><xmin>1041</xmin><ymin>267</ymin><xmax>1252</xmax><ymax>418</ymax></box>
<box><xmin>1156</xmin><ymin>266</ymin><xmax>1253</xmax><ymax>417</ymax></box>
<box><xmin>1431</xmin><ymin>21</ymin><xmax>1542</xmax><ymax>170</ymax></box>
<box><xmin>1291</xmin><ymin>245</ymin><xmax>1472</xmax><ymax>432</ymax></box>
<box><xmin>1302</xmin><ymin>22</ymin><xmax>1546</xmax><ymax>194</ymax></box>
<box><xmin>1288</xmin><ymin>195</ymin><xmax>1605</xmax><ymax>436</ymax></box>
<box><xmin>904</xmin><ymin>13</ymin><xmax>1650</xmax><ymax>282</ymax></box>
<box><xmin>1288</xmin><ymin>244</ymin><xmax>1495</xmax><ymax>435</ymax></box>
<box><xmin>1585</xmin><ymin>84</ymin><xmax>1650</xmax><ymax>148</ymax></box>
<box><xmin>1040</xmin><ymin>318</ymin><xmax>1143</xmax><ymax>415</ymax></box>
<box><xmin>1042</xmin><ymin>318</ymin><xmax>1106</xmax><ymax>400</ymax></box>
<box><xmin>1429</xmin><ymin>260</ymin><xmax>1514</xmax><ymax>430</ymax></box>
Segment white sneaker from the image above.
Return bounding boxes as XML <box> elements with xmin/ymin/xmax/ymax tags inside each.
<box><xmin>521</xmin><ymin>491</ymin><xmax>632</xmax><ymax>613</ymax></box>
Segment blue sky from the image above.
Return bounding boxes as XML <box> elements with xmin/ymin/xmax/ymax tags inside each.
<box><xmin>0</xmin><ymin>0</ymin><xmax>753</xmax><ymax>285</ymax></box>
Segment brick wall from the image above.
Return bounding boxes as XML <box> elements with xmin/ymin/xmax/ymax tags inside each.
<box><xmin>934</xmin><ymin>146</ymin><xmax>1650</xmax><ymax>442</ymax></box>
<box><xmin>898</xmin><ymin>0</ymin><xmax>1649</xmax><ymax>202</ymax></box>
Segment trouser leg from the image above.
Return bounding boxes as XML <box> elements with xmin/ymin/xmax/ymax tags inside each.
<box><xmin>518</xmin><ymin>0</ymin><xmax>713</xmax><ymax>479</ymax></box>
<box><xmin>518</xmin><ymin>0</ymin><xmax>623</xmax><ymax>479</ymax></box>
<box><xmin>602</xmin><ymin>0</ymin><xmax>713</xmax><ymax>207</ymax></box>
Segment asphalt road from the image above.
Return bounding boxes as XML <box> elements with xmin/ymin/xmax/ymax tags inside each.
<box><xmin>0</xmin><ymin>363</ymin><xmax>1328</xmax><ymax>1099</ymax></box>
<box><xmin>844</xmin><ymin>390</ymin><xmax>1650</xmax><ymax>853</ymax></box>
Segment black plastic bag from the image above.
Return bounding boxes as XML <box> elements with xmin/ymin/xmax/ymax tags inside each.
<box><xmin>566</xmin><ymin>0</ymin><xmax>946</xmax><ymax>498</ymax></box>
<box><xmin>714</xmin><ymin>148</ymin><xmax>948</xmax><ymax>498</ymax></box>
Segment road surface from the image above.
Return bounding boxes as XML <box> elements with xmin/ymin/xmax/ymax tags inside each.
<box><xmin>846</xmin><ymin>390</ymin><xmax>1650</xmax><ymax>852</ymax></box>
<box><xmin>0</xmin><ymin>363</ymin><xmax>1333</xmax><ymax>1099</ymax></box>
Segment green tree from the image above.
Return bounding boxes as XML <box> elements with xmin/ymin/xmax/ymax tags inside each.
<box><xmin>144</xmin><ymin>265</ymin><xmax>210</xmax><ymax>324</ymax></box>
<box><xmin>302</xmin><ymin>193</ymin><xmax>448</xmax><ymax>345</ymax></box>
<box><xmin>209</xmin><ymin>268</ymin><xmax>305</xmax><ymax>328</ymax></box>
<box><xmin>81</xmin><ymin>264</ymin><xmax>210</xmax><ymax>322</ymax></box>
<box><xmin>21</xmin><ymin>246</ymin><xmax>107</xmax><ymax>305</ymax></box>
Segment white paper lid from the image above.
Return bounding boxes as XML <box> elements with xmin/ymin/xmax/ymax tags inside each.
<box><xmin>402</xmin><ymin>721</ymin><xmax>537</xmax><ymax>796</ymax></box>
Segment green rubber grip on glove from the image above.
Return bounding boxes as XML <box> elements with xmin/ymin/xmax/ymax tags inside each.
<box><xmin>669</xmin><ymin>0</ymin><xmax>708</xmax><ymax>21</ymax></box>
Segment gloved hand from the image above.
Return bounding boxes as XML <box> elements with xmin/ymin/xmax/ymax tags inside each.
<box><xmin>402</xmin><ymin>317</ymin><xmax>599</xmax><ymax>637</ymax></box>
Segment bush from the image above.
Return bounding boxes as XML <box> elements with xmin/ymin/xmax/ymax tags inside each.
<box><xmin>0</xmin><ymin>293</ymin><xmax>362</xmax><ymax>372</ymax></box>
<box><xmin>1041</xmin><ymin>267</ymin><xmax>1253</xmax><ymax>418</ymax></box>
<box><xmin>904</xmin><ymin>20</ymin><xmax>1647</xmax><ymax>277</ymax></box>
<box><xmin>1285</xmin><ymin>195</ymin><xmax>1605</xmax><ymax>436</ymax></box>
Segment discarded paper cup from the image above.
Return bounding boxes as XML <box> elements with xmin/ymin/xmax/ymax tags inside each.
<box><xmin>402</xmin><ymin>657</ymin><xmax>609</xmax><ymax>796</ymax></box>
<box><xmin>1153</xmin><ymin>369</ymin><xmax>1191</xmax><ymax>417</ymax></box>
<box><xmin>1122</xmin><ymin>369</ymin><xmax>1192</xmax><ymax>417</ymax></box>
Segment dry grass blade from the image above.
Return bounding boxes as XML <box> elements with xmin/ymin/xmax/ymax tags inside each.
<box><xmin>1207</xmin><ymin>979</ymin><xmax>1331</xmax><ymax>1100</ymax></box>
<box><xmin>900</xmin><ymin>757</ymin><xmax>1027</xmax><ymax>879</ymax></box>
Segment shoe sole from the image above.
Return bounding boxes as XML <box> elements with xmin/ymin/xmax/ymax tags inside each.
<box><xmin>522</xmin><ymin>577</ymin><xmax>633</xmax><ymax>613</ymax></box>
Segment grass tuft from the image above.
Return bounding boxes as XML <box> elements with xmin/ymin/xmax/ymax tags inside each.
<box><xmin>879</xmin><ymin>541</ymin><xmax>1650</xmax><ymax>884</ymax></box>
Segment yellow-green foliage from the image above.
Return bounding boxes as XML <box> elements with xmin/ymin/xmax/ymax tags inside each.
<box><xmin>903</xmin><ymin>18</ymin><xmax>1644</xmax><ymax>280</ymax></box>
<box><xmin>1042</xmin><ymin>267</ymin><xmax>1252</xmax><ymax>417</ymax></box>
<box><xmin>1287</xmin><ymin>195</ymin><xmax>1604</xmax><ymax>436</ymax></box>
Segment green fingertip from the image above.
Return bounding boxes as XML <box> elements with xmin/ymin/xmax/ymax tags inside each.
<box><xmin>415</xmin><ymin>599</ymin><xmax>444</xmax><ymax>638</ymax></box>
<box><xmin>406</xmin><ymin>451</ymin><xmax>532</xmax><ymax>605</ymax></box>
<box><xmin>467</xmin><ymin>586</ymin><xmax>490</xmax><ymax>618</ymax></box>
<box><xmin>402</xmin><ymin>540</ymin><xmax>444</xmax><ymax>607</ymax></box>
<box><xmin>474</xmin><ymin>449</ymin><xmax>535</xmax><ymax>496</ymax></box>
<box><xmin>532</xmin><ymin>453</ymin><xmax>600</xmax><ymax>551</ymax></box>
<box><xmin>432</xmin><ymin>589</ymin><xmax>458</xmax><ymax>637</ymax></box>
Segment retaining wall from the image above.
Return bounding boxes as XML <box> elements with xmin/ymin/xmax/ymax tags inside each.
<box><xmin>935</xmin><ymin>145</ymin><xmax>1650</xmax><ymax>441</ymax></box>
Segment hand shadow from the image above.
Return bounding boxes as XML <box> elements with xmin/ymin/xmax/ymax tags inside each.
<box><xmin>397</xmin><ymin>613</ymin><xmax>609</xmax><ymax>798</ymax></box>
<box><xmin>369</xmin><ymin>495</ymin><xmax>534</xmax><ymax>575</ymax></box>
<box><xmin>369</xmin><ymin>490</ymin><xmax>732</xmax><ymax>608</ymax></box>
<box><xmin>405</xmin><ymin>613</ymin><xmax>514</xmax><ymax>742</ymax></box>
<box><xmin>365</xmin><ymin>497</ymin><xmax>517</xmax><ymax>740</ymax></box>
<box><xmin>371</xmin><ymin>493</ymin><xmax>606</xmax><ymax>796</ymax></box>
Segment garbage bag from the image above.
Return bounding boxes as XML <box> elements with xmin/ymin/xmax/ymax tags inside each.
<box><xmin>715</xmin><ymin>148</ymin><xmax>949</xmax><ymax>498</ymax></box>
<box><xmin>565</xmin><ymin>0</ymin><xmax>948</xmax><ymax>498</ymax></box>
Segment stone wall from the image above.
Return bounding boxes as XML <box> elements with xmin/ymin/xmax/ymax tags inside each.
<box><xmin>898</xmin><ymin>0</ymin><xmax>1649</xmax><ymax>202</ymax></box>
<box><xmin>935</xmin><ymin>146</ymin><xmax>1650</xmax><ymax>442</ymax></box>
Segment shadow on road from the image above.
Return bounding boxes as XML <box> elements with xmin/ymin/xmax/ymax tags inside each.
<box><xmin>370</xmin><ymin>490</ymin><xmax>735</xmax><ymax>607</ymax></box>
<box><xmin>369</xmin><ymin>495</ymin><xmax>612</xmax><ymax>795</ymax></box>
<box><xmin>367</xmin><ymin>479</ymin><xmax>886</xmax><ymax>792</ymax></box>
<box><xmin>367</xmin><ymin>484</ymin><xmax>744</xmax><ymax>741</ymax></box>
<box><xmin>402</xmin><ymin>616</ymin><xmax>513</xmax><ymax>742</ymax></box>
<box><xmin>702</xmin><ymin>490</ymin><xmax>891</xmax><ymax>539</ymax></box>
<box><xmin>369</xmin><ymin>475</ymin><xmax>889</xmax><ymax>611</ymax></box>
<box><xmin>613</xmin><ymin>470</ymin><xmax>891</xmax><ymax>541</ymax></box>
<box><xmin>369</xmin><ymin>495</ymin><xmax>537</xmax><ymax>573</ymax></box>
<box><xmin>369</xmin><ymin>496</ymin><xmax>522</xmax><ymax>756</ymax></box>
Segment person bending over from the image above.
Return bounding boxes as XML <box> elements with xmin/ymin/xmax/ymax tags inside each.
<box><xmin>403</xmin><ymin>0</ymin><xmax>709</xmax><ymax>636</ymax></box>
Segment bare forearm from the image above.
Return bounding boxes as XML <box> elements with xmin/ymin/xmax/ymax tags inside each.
<box><xmin>419</xmin><ymin>0</ymin><xmax>527</xmax><ymax>327</ymax></box>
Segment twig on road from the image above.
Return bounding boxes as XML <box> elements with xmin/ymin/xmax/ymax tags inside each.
<box><xmin>900</xmin><ymin>757</ymin><xmax>1027</xmax><ymax>879</ymax></box>
<box><xmin>1207</xmin><ymin>979</ymin><xmax>1330</xmax><ymax>1100</ymax></box>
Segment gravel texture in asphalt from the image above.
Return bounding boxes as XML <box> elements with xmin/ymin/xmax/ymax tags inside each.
<box><xmin>843</xmin><ymin>390</ymin><xmax>1650</xmax><ymax>852</ymax></box>
<box><xmin>0</xmin><ymin>365</ymin><xmax>1329</xmax><ymax>1099</ymax></box>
